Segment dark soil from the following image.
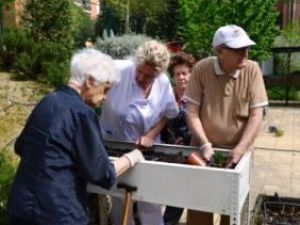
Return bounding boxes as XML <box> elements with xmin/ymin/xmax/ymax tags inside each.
<box><xmin>252</xmin><ymin>194</ymin><xmax>300</xmax><ymax>225</ymax></box>
<box><xmin>105</xmin><ymin>147</ymin><xmax>229</xmax><ymax>168</ymax></box>
<box><xmin>254</xmin><ymin>205</ymin><xmax>300</xmax><ymax>224</ymax></box>
<box><xmin>106</xmin><ymin>147</ymin><xmax>187</xmax><ymax>164</ymax></box>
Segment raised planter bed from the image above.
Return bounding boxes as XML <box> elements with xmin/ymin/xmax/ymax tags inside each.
<box><xmin>106</xmin><ymin>146</ymin><xmax>229</xmax><ymax>168</ymax></box>
<box><xmin>251</xmin><ymin>194</ymin><xmax>300</xmax><ymax>225</ymax></box>
<box><xmin>88</xmin><ymin>141</ymin><xmax>252</xmax><ymax>225</ymax></box>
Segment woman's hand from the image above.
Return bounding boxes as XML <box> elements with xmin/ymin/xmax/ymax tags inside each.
<box><xmin>136</xmin><ymin>135</ymin><xmax>154</xmax><ymax>148</ymax></box>
<box><xmin>124</xmin><ymin>149</ymin><xmax>145</xmax><ymax>167</ymax></box>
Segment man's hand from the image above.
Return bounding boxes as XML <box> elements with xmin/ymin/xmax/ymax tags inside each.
<box><xmin>226</xmin><ymin>147</ymin><xmax>244</xmax><ymax>168</ymax></box>
<box><xmin>136</xmin><ymin>135</ymin><xmax>154</xmax><ymax>148</ymax></box>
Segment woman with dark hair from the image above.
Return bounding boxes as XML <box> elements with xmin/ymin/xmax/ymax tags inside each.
<box><xmin>162</xmin><ymin>52</ymin><xmax>196</xmax><ymax>225</ymax></box>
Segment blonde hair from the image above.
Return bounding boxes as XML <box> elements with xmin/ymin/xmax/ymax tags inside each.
<box><xmin>134</xmin><ymin>40</ymin><xmax>170</xmax><ymax>73</ymax></box>
<box><xmin>69</xmin><ymin>48</ymin><xmax>120</xmax><ymax>85</ymax></box>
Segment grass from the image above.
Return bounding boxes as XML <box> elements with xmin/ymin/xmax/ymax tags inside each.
<box><xmin>0</xmin><ymin>72</ymin><xmax>52</xmax><ymax>149</ymax></box>
<box><xmin>0</xmin><ymin>72</ymin><xmax>52</xmax><ymax>222</ymax></box>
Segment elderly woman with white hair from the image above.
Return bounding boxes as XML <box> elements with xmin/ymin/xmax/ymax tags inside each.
<box><xmin>7</xmin><ymin>48</ymin><xmax>144</xmax><ymax>225</ymax></box>
<box><xmin>100</xmin><ymin>40</ymin><xmax>178</xmax><ymax>225</ymax></box>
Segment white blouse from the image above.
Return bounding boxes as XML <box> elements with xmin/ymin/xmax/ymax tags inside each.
<box><xmin>100</xmin><ymin>60</ymin><xmax>178</xmax><ymax>143</ymax></box>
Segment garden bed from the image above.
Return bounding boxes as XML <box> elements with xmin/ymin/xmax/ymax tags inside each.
<box><xmin>106</xmin><ymin>146</ymin><xmax>229</xmax><ymax>168</ymax></box>
<box><xmin>252</xmin><ymin>194</ymin><xmax>300</xmax><ymax>225</ymax></box>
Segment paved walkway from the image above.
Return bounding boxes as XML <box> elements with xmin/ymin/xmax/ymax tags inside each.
<box><xmin>177</xmin><ymin>106</ymin><xmax>300</xmax><ymax>224</ymax></box>
<box><xmin>251</xmin><ymin>106</ymin><xmax>300</xmax><ymax>207</ymax></box>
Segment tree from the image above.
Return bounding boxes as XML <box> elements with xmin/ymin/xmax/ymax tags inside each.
<box><xmin>145</xmin><ymin>0</ymin><xmax>180</xmax><ymax>41</ymax></box>
<box><xmin>22</xmin><ymin>0</ymin><xmax>74</xmax><ymax>47</ymax></box>
<box><xmin>0</xmin><ymin>0</ymin><xmax>15</xmax><ymax>32</ymax></box>
<box><xmin>99</xmin><ymin>0</ymin><xmax>167</xmax><ymax>35</ymax></box>
<box><xmin>18</xmin><ymin>0</ymin><xmax>77</xmax><ymax>84</ymax></box>
<box><xmin>177</xmin><ymin>0</ymin><xmax>280</xmax><ymax>61</ymax></box>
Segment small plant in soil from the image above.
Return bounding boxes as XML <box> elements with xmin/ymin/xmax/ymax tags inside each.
<box><xmin>209</xmin><ymin>152</ymin><xmax>227</xmax><ymax>168</ymax></box>
<box><xmin>106</xmin><ymin>147</ymin><xmax>233</xmax><ymax>168</ymax></box>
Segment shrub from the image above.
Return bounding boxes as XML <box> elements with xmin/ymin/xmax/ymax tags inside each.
<box><xmin>0</xmin><ymin>150</ymin><xmax>17</xmax><ymax>224</ymax></box>
<box><xmin>42</xmin><ymin>60</ymin><xmax>69</xmax><ymax>87</ymax></box>
<box><xmin>273</xmin><ymin>22</ymin><xmax>300</xmax><ymax>75</ymax></box>
<box><xmin>14</xmin><ymin>40</ymin><xmax>71</xmax><ymax>85</ymax></box>
<box><xmin>267</xmin><ymin>87</ymin><xmax>286</xmax><ymax>100</ymax></box>
<box><xmin>0</xmin><ymin>28</ymin><xmax>31</xmax><ymax>70</ymax></box>
<box><xmin>71</xmin><ymin>3</ymin><xmax>96</xmax><ymax>48</ymax></box>
<box><xmin>22</xmin><ymin>0</ymin><xmax>74</xmax><ymax>50</ymax></box>
<box><xmin>95</xmin><ymin>34</ymin><xmax>151</xmax><ymax>59</ymax></box>
<box><xmin>177</xmin><ymin>0</ymin><xmax>279</xmax><ymax>60</ymax></box>
<box><xmin>14</xmin><ymin>45</ymin><xmax>41</xmax><ymax>79</ymax></box>
<box><xmin>267</xmin><ymin>86</ymin><xmax>300</xmax><ymax>101</ymax></box>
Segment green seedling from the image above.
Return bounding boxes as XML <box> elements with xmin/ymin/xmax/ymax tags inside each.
<box><xmin>213</xmin><ymin>152</ymin><xmax>227</xmax><ymax>167</ymax></box>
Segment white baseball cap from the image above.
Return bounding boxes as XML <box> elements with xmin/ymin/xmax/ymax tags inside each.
<box><xmin>212</xmin><ymin>25</ymin><xmax>256</xmax><ymax>49</ymax></box>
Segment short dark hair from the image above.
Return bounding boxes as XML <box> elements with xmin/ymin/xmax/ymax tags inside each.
<box><xmin>168</xmin><ymin>52</ymin><xmax>196</xmax><ymax>77</ymax></box>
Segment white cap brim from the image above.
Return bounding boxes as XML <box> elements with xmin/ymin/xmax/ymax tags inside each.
<box><xmin>225</xmin><ymin>38</ymin><xmax>256</xmax><ymax>49</ymax></box>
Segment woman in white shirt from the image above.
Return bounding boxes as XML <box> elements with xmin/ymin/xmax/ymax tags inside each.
<box><xmin>100</xmin><ymin>40</ymin><xmax>178</xmax><ymax>225</ymax></box>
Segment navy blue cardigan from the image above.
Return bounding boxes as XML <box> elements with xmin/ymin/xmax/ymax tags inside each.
<box><xmin>7</xmin><ymin>86</ymin><xmax>116</xmax><ymax>225</ymax></box>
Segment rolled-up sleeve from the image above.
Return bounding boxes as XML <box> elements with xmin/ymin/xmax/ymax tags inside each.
<box><xmin>74</xmin><ymin>111</ymin><xmax>116</xmax><ymax>189</ymax></box>
<box><xmin>249</xmin><ymin>62</ymin><xmax>268</xmax><ymax>109</ymax></box>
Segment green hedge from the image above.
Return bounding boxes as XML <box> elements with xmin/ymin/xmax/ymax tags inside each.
<box><xmin>0</xmin><ymin>150</ymin><xmax>17</xmax><ymax>224</ymax></box>
<box><xmin>0</xmin><ymin>28</ymin><xmax>70</xmax><ymax>86</ymax></box>
<box><xmin>267</xmin><ymin>87</ymin><xmax>300</xmax><ymax>101</ymax></box>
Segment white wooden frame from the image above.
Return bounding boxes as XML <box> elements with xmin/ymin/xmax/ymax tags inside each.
<box><xmin>87</xmin><ymin>143</ymin><xmax>251</xmax><ymax>225</ymax></box>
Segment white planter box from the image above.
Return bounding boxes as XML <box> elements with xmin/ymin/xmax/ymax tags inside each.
<box><xmin>88</xmin><ymin>141</ymin><xmax>251</xmax><ymax>225</ymax></box>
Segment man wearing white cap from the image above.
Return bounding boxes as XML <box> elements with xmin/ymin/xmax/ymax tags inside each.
<box><xmin>184</xmin><ymin>25</ymin><xmax>268</xmax><ymax>225</ymax></box>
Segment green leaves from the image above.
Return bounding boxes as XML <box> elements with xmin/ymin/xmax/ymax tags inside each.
<box><xmin>0</xmin><ymin>150</ymin><xmax>16</xmax><ymax>223</ymax></box>
<box><xmin>177</xmin><ymin>0</ymin><xmax>279</xmax><ymax>61</ymax></box>
<box><xmin>22</xmin><ymin>0</ymin><xmax>74</xmax><ymax>47</ymax></box>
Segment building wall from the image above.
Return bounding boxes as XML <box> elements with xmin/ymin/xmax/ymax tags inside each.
<box><xmin>73</xmin><ymin>0</ymin><xmax>100</xmax><ymax>20</ymax></box>
<box><xmin>277</xmin><ymin>0</ymin><xmax>300</xmax><ymax>29</ymax></box>
<box><xmin>2</xmin><ymin>0</ymin><xmax>24</xmax><ymax>29</ymax></box>
<box><xmin>90</xmin><ymin>0</ymin><xmax>100</xmax><ymax>20</ymax></box>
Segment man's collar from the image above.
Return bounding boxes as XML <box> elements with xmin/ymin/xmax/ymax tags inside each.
<box><xmin>213</xmin><ymin>57</ymin><xmax>240</xmax><ymax>78</ymax></box>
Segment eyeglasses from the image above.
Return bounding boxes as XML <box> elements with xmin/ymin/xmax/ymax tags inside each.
<box><xmin>220</xmin><ymin>44</ymin><xmax>249</xmax><ymax>52</ymax></box>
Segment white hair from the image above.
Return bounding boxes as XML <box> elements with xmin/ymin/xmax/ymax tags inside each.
<box><xmin>134</xmin><ymin>40</ymin><xmax>170</xmax><ymax>73</ymax></box>
<box><xmin>69</xmin><ymin>48</ymin><xmax>120</xmax><ymax>85</ymax></box>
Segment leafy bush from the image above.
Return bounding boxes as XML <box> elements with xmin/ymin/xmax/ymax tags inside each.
<box><xmin>71</xmin><ymin>3</ymin><xmax>96</xmax><ymax>48</ymax></box>
<box><xmin>14</xmin><ymin>45</ymin><xmax>41</xmax><ymax>79</ymax></box>
<box><xmin>95</xmin><ymin>6</ymin><xmax>124</xmax><ymax>38</ymax></box>
<box><xmin>0</xmin><ymin>28</ymin><xmax>32</xmax><ymax>70</ymax></box>
<box><xmin>274</xmin><ymin>22</ymin><xmax>300</xmax><ymax>47</ymax></box>
<box><xmin>273</xmin><ymin>23</ymin><xmax>300</xmax><ymax>75</ymax></box>
<box><xmin>177</xmin><ymin>0</ymin><xmax>279</xmax><ymax>60</ymax></box>
<box><xmin>267</xmin><ymin>86</ymin><xmax>300</xmax><ymax>101</ymax></box>
<box><xmin>267</xmin><ymin>87</ymin><xmax>286</xmax><ymax>100</ymax></box>
<box><xmin>22</xmin><ymin>0</ymin><xmax>74</xmax><ymax>50</ymax></box>
<box><xmin>95</xmin><ymin>34</ymin><xmax>151</xmax><ymax>59</ymax></box>
<box><xmin>42</xmin><ymin>60</ymin><xmax>69</xmax><ymax>86</ymax></box>
<box><xmin>0</xmin><ymin>150</ymin><xmax>17</xmax><ymax>224</ymax></box>
<box><xmin>14</xmin><ymin>40</ymin><xmax>71</xmax><ymax>85</ymax></box>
